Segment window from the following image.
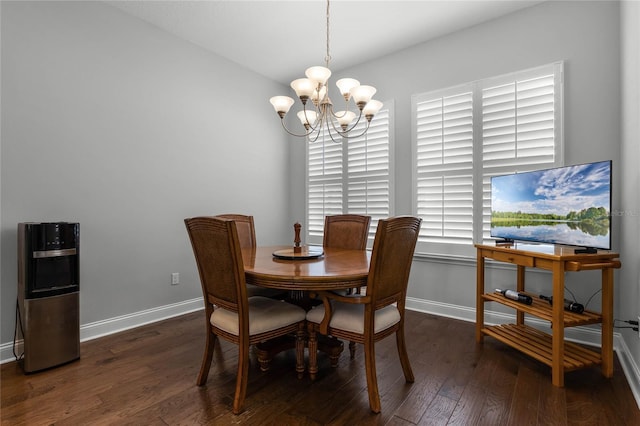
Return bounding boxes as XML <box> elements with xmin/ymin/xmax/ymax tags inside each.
<box><xmin>307</xmin><ymin>101</ymin><xmax>393</xmax><ymax>245</ymax></box>
<box><xmin>412</xmin><ymin>62</ymin><xmax>564</xmax><ymax>256</ymax></box>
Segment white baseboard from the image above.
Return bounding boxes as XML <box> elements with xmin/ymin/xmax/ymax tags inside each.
<box><xmin>1</xmin><ymin>297</ymin><xmax>203</xmax><ymax>364</ymax></box>
<box><xmin>2</xmin><ymin>295</ymin><xmax>638</xmax><ymax>410</ymax></box>
<box><xmin>405</xmin><ymin>297</ymin><xmax>640</xmax><ymax>410</ymax></box>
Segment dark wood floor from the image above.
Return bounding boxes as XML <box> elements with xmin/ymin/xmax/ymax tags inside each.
<box><xmin>2</xmin><ymin>310</ymin><xmax>639</xmax><ymax>425</ymax></box>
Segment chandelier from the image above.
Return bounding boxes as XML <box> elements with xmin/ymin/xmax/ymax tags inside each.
<box><xmin>269</xmin><ymin>0</ymin><xmax>382</xmax><ymax>143</ymax></box>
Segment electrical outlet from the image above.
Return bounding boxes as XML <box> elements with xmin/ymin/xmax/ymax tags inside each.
<box><xmin>171</xmin><ymin>273</ymin><xmax>180</xmax><ymax>285</ymax></box>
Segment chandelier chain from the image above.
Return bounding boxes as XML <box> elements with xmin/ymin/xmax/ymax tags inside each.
<box><xmin>325</xmin><ymin>0</ymin><xmax>331</xmax><ymax>67</ymax></box>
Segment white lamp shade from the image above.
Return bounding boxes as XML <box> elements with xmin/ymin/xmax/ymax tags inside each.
<box><xmin>363</xmin><ymin>99</ymin><xmax>383</xmax><ymax>116</ymax></box>
<box><xmin>269</xmin><ymin>96</ymin><xmax>294</xmax><ymax>114</ymax></box>
<box><xmin>305</xmin><ymin>66</ymin><xmax>332</xmax><ymax>86</ymax></box>
<box><xmin>336</xmin><ymin>78</ymin><xmax>360</xmax><ymax>97</ymax></box>
<box><xmin>350</xmin><ymin>85</ymin><xmax>377</xmax><ymax>104</ymax></box>
<box><xmin>335</xmin><ymin>110</ymin><xmax>356</xmax><ymax>127</ymax></box>
<box><xmin>290</xmin><ymin>78</ymin><xmax>315</xmax><ymax>98</ymax></box>
<box><xmin>297</xmin><ymin>110</ymin><xmax>318</xmax><ymax>126</ymax></box>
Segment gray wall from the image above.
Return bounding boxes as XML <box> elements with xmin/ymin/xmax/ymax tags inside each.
<box><xmin>620</xmin><ymin>0</ymin><xmax>640</xmax><ymax>374</ymax></box>
<box><xmin>1</xmin><ymin>1</ymin><xmax>291</xmax><ymax>344</ymax></box>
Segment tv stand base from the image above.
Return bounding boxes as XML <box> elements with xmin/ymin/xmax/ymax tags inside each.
<box><xmin>574</xmin><ymin>247</ymin><xmax>597</xmax><ymax>254</ymax></box>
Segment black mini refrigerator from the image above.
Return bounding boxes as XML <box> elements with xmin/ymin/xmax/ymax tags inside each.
<box><xmin>17</xmin><ymin>222</ymin><xmax>80</xmax><ymax>373</ymax></box>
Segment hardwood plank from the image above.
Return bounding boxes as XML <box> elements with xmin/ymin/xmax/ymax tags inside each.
<box><xmin>507</xmin><ymin>362</ymin><xmax>543</xmax><ymax>425</ymax></box>
<box><xmin>419</xmin><ymin>394</ymin><xmax>458</xmax><ymax>425</ymax></box>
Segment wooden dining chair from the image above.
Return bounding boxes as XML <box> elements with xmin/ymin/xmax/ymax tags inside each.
<box><xmin>306</xmin><ymin>215</ymin><xmax>422</xmax><ymax>413</ymax></box>
<box><xmin>323</xmin><ymin>214</ymin><xmax>371</xmax><ymax>250</ymax></box>
<box><xmin>184</xmin><ymin>216</ymin><xmax>306</xmax><ymax>415</ymax></box>
<box><xmin>215</xmin><ymin>214</ymin><xmax>286</xmax><ymax>300</ymax></box>
<box><xmin>322</xmin><ymin>214</ymin><xmax>372</xmax><ymax>359</ymax></box>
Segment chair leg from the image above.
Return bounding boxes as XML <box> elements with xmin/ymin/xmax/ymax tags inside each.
<box><xmin>396</xmin><ymin>327</ymin><xmax>415</xmax><ymax>383</ymax></box>
<box><xmin>296</xmin><ymin>322</ymin><xmax>305</xmax><ymax>379</ymax></box>
<box><xmin>255</xmin><ymin>345</ymin><xmax>272</xmax><ymax>372</ymax></box>
<box><xmin>196</xmin><ymin>329</ymin><xmax>216</xmax><ymax>386</ymax></box>
<box><xmin>232</xmin><ymin>340</ymin><xmax>250</xmax><ymax>415</ymax></box>
<box><xmin>363</xmin><ymin>337</ymin><xmax>381</xmax><ymax>413</ymax></box>
<box><xmin>307</xmin><ymin>322</ymin><xmax>318</xmax><ymax>381</ymax></box>
<box><xmin>349</xmin><ymin>341</ymin><xmax>356</xmax><ymax>359</ymax></box>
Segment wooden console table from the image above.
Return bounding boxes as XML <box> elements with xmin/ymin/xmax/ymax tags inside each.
<box><xmin>475</xmin><ymin>243</ymin><xmax>621</xmax><ymax>387</ymax></box>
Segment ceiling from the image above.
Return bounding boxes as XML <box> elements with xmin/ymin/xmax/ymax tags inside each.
<box><xmin>106</xmin><ymin>0</ymin><xmax>545</xmax><ymax>84</ymax></box>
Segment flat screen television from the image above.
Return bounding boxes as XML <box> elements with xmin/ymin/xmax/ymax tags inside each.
<box><xmin>490</xmin><ymin>160</ymin><xmax>612</xmax><ymax>251</ymax></box>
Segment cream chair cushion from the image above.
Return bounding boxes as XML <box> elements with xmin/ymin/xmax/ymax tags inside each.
<box><xmin>211</xmin><ymin>296</ymin><xmax>306</xmax><ymax>336</ymax></box>
<box><xmin>306</xmin><ymin>301</ymin><xmax>400</xmax><ymax>335</ymax></box>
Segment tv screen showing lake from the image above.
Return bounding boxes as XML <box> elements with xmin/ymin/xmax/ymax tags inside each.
<box><xmin>490</xmin><ymin>161</ymin><xmax>611</xmax><ymax>249</ymax></box>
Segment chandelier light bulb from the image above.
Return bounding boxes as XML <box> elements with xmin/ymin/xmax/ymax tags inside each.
<box><xmin>270</xmin><ymin>96</ymin><xmax>295</xmax><ymax>118</ymax></box>
<box><xmin>336</xmin><ymin>78</ymin><xmax>360</xmax><ymax>101</ymax></box>
<box><xmin>305</xmin><ymin>66</ymin><xmax>332</xmax><ymax>87</ymax></box>
<box><xmin>350</xmin><ymin>85</ymin><xmax>377</xmax><ymax>109</ymax></box>
<box><xmin>297</xmin><ymin>110</ymin><xmax>318</xmax><ymax>129</ymax></box>
<box><xmin>290</xmin><ymin>78</ymin><xmax>315</xmax><ymax>103</ymax></box>
<box><xmin>363</xmin><ymin>99</ymin><xmax>383</xmax><ymax>121</ymax></box>
<box><xmin>334</xmin><ymin>110</ymin><xmax>356</xmax><ymax>130</ymax></box>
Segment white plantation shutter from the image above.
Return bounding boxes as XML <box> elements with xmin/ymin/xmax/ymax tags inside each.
<box><xmin>480</xmin><ymin>63</ymin><xmax>562</xmax><ymax>243</ymax></box>
<box><xmin>482</xmin><ymin>73</ymin><xmax>556</xmax><ymax>168</ymax></box>
<box><xmin>414</xmin><ymin>88</ymin><xmax>474</xmax><ymax>245</ymax></box>
<box><xmin>413</xmin><ymin>62</ymin><xmax>563</xmax><ymax>255</ymax></box>
<box><xmin>308</xmin><ymin>136</ymin><xmax>343</xmax><ymax>238</ymax></box>
<box><xmin>306</xmin><ymin>101</ymin><xmax>393</xmax><ymax>244</ymax></box>
<box><xmin>347</xmin><ymin>108</ymin><xmax>391</xmax><ymax>238</ymax></box>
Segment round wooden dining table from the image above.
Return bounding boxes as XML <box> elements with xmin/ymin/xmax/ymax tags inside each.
<box><xmin>241</xmin><ymin>245</ymin><xmax>371</xmax><ymax>374</ymax></box>
<box><xmin>242</xmin><ymin>245</ymin><xmax>371</xmax><ymax>291</ymax></box>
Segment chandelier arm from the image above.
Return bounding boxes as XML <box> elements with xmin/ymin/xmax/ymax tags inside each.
<box><xmin>278</xmin><ymin>119</ymin><xmax>315</xmax><ymax>138</ymax></box>
<box><xmin>335</xmin><ymin>119</ymin><xmax>373</xmax><ymax>140</ymax></box>
<box><xmin>307</xmin><ymin>130</ymin><xmax>323</xmax><ymax>143</ymax></box>
<box><xmin>327</xmin><ymin>103</ymin><xmax>366</xmax><ymax>133</ymax></box>
<box><xmin>302</xmin><ymin>103</ymin><xmax>325</xmax><ymax>134</ymax></box>
<box><xmin>322</xmin><ymin>114</ymin><xmax>359</xmax><ymax>143</ymax></box>
<box><xmin>326</xmin><ymin>113</ymin><xmax>350</xmax><ymax>136</ymax></box>
<box><xmin>324</xmin><ymin>126</ymin><xmax>346</xmax><ymax>143</ymax></box>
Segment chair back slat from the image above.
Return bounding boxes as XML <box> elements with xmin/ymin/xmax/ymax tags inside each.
<box><xmin>323</xmin><ymin>214</ymin><xmax>371</xmax><ymax>250</ymax></box>
<box><xmin>367</xmin><ymin>216</ymin><xmax>422</xmax><ymax>305</ymax></box>
<box><xmin>185</xmin><ymin>217</ymin><xmax>248</xmax><ymax>314</ymax></box>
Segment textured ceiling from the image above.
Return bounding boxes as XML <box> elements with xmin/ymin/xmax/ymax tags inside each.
<box><xmin>107</xmin><ymin>0</ymin><xmax>545</xmax><ymax>84</ymax></box>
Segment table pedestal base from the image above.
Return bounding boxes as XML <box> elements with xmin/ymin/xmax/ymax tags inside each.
<box><xmin>255</xmin><ymin>334</ymin><xmax>344</xmax><ymax>378</ymax></box>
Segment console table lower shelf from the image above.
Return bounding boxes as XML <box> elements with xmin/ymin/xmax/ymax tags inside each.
<box><xmin>482</xmin><ymin>324</ymin><xmax>601</xmax><ymax>371</ymax></box>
